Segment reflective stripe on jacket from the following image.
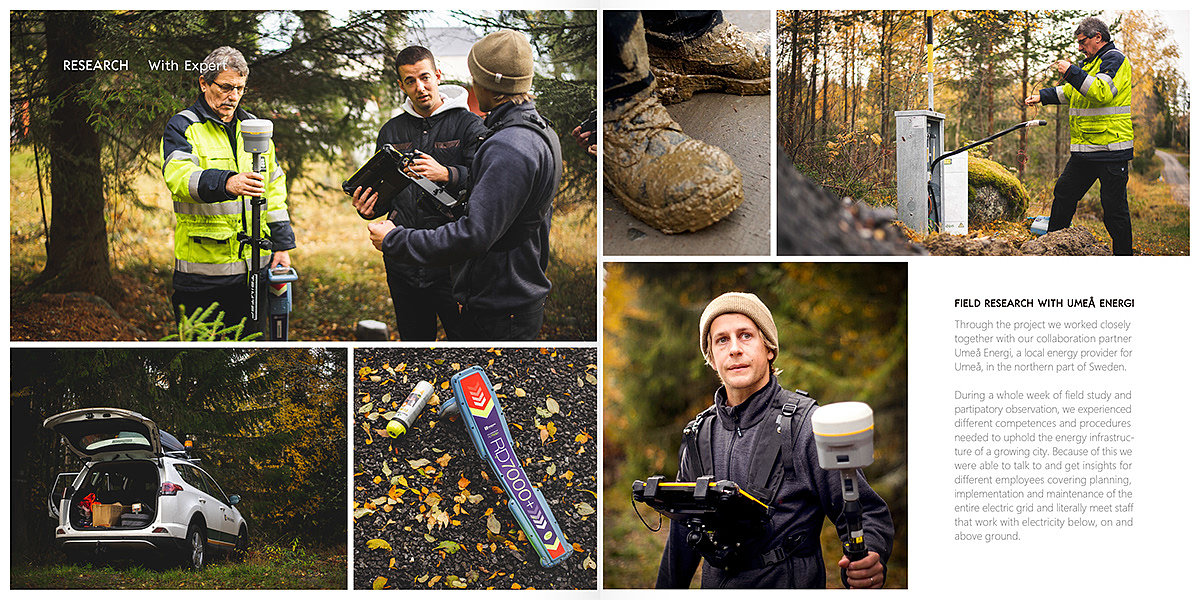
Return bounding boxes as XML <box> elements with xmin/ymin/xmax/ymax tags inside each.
<box><xmin>1039</xmin><ymin>42</ymin><xmax>1133</xmax><ymax>158</ymax></box>
<box><xmin>161</xmin><ymin>97</ymin><xmax>290</xmax><ymax>278</ymax></box>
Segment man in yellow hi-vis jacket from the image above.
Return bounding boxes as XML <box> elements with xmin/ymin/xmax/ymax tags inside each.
<box><xmin>161</xmin><ymin>46</ymin><xmax>295</xmax><ymax>334</ymax></box>
<box><xmin>1025</xmin><ymin>17</ymin><xmax>1133</xmax><ymax>255</ymax></box>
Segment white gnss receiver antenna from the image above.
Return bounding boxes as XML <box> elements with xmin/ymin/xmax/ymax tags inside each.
<box><xmin>812</xmin><ymin>401</ymin><xmax>875</xmax><ymax>563</ymax></box>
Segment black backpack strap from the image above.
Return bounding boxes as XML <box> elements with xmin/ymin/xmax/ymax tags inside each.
<box><xmin>480</xmin><ymin>109</ymin><xmax>563</xmax><ymax>252</ymax></box>
<box><xmin>745</xmin><ymin>389</ymin><xmax>816</xmax><ymax>504</ymax></box>
<box><xmin>749</xmin><ymin>530</ymin><xmax>821</xmax><ymax>569</ymax></box>
<box><xmin>779</xmin><ymin>389</ymin><xmax>816</xmax><ymax>478</ymax></box>
<box><xmin>681</xmin><ymin>406</ymin><xmax>716</xmax><ymax>479</ymax></box>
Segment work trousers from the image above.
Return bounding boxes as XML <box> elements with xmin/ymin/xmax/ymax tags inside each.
<box><xmin>452</xmin><ymin>300</ymin><xmax>544</xmax><ymax>341</ymax></box>
<box><xmin>386</xmin><ymin>268</ymin><xmax>461</xmax><ymax>341</ymax></box>
<box><xmin>1049</xmin><ymin>155</ymin><xmax>1133</xmax><ymax>255</ymax></box>
<box><xmin>604</xmin><ymin>11</ymin><xmax>723</xmax><ymax>109</ymax></box>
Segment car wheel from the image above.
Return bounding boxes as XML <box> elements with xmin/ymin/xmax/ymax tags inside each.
<box><xmin>233</xmin><ymin>526</ymin><xmax>249</xmax><ymax>562</ymax></box>
<box><xmin>185</xmin><ymin>522</ymin><xmax>207</xmax><ymax>570</ymax></box>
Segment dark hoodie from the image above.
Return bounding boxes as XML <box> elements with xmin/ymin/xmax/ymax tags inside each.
<box><xmin>380</xmin><ymin>100</ymin><xmax>561</xmax><ymax>312</ymax></box>
<box><xmin>657</xmin><ymin>374</ymin><xmax>894</xmax><ymax>588</ymax></box>
<box><xmin>370</xmin><ymin>85</ymin><xmax>486</xmax><ymax>288</ymax></box>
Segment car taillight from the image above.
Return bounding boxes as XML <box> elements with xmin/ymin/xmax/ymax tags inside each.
<box><xmin>153</xmin><ymin>527</ymin><xmax>169</xmax><ymax>534</ymax></box>
<box><xmin>160</xmin><ymin>482</ymin><xmax>184</xmax><ymax>495</ymax></box>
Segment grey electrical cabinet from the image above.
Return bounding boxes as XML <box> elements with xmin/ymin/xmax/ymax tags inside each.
<box><xmin>894</xmin><ymin>110</ymin><xmax>945</xmax><ymax>234</ymax></box>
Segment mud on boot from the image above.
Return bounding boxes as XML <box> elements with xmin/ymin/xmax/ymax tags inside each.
<box><xmin>647</xmin><ymin>21</ymin><xmax>770</xmax><ymax>105</ymax></box>
<box><xmin>603</xmin><ymin>91</ymin><xmax>744</xmax><ymax>233</ymax></box>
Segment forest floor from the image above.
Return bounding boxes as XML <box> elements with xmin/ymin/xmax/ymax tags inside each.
<box><xmin>352</xmin><ymin>348</ymin><xmax>598</xmax><ymax>590</ymax></box>
<box><xmin>906</xmin><ymin>154</ymin><xmax>1187</xmax><ymax>256</ymax></box>
<box><xmin>9</xmin><ymin>543</ymin><xmax>346</xmax><ymax>589</ymax></box>
<box><xmin>9</xmin><ymin>150</ymin><xmax>597</xmax><ymax>341</ymax></box>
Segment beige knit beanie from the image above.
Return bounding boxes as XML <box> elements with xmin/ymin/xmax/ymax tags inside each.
<box><xmin>699</xmin><ymin>292</ymin><xmax>779</xmax><ymax>366</ymax></box>
<box><xmin>468</xmin><ymin>29</ymin><xmax>534</xmax><ymax>94</ymax></box>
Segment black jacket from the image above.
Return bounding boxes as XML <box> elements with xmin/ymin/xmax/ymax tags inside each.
<box><xmin>380</xmin><ymin>100</ymin><xmax>561</xmax><ymax>312</ymax></box>
<box><xmin>657</xmin><ymin>376</ymin><xmax>894</xmax><ymax>588</ymax></box>
<box><xmin>369</xmin><ymin>85</ymin><xmax>487</xmax><ymax>287</ymax></box>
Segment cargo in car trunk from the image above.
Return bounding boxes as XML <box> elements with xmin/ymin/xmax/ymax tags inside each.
<box><xmin>70</xmin><ymin>461</ymin><xmax>159</xmax><ymax>530</ymax></box>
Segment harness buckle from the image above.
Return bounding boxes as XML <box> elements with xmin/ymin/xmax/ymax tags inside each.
<box><xmin>760</xmin><ymin>546</ymin><xmax>786</xmax><ymax>565</ymax></box>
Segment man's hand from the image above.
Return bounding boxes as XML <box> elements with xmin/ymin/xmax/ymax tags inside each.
<box><xmin>403</xmin><ymin>152</ymin><xmax>450</xmax><ymax>183</ymax></box>
<box><xmin>352</xmin><ymin>186</ymin><xmax>380</xmax><ymax>219</ymax></box>
<box><xmin>839</xmin><ymin>551</ymin><xmax>884</xmax><ymax>589</ymax></box>
<box><xmin>571</xmin><ymin>125</ymin><xmax>597</xmax><ymax>157</ymax></box>
<box><xmin>1024</xmin><ymin>94</ymin><xmax>1041</xmax><ymax>106</ymax></box>
<box><xmin>1053</xmin><ymin>59</ymin><xmax>1072</xmax><ymax>75</ymax></box>
<box><xmin>367</xmin><ymin>220</ymin><xmax>397</xmax><ymax>251</ymax></box>
<box><xmin>270</xmin><ymin>250</ymin><xmax>291</xmax><ymax>270</ymax></box>
<box><xmin>226</xmin><ymin>172</ymin><xmax>265</xmax><ymax>197</ymax></box>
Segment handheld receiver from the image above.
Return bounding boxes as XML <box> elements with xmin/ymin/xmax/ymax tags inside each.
<box><xmin>812</xmin><ymin>402</ymin><xmax>874</xmax><ymax>562</ymax></box>
<box><xmin>265</xmin><ymin>265</ymin><xmax>297</xmax><ymax>341</ymax></box>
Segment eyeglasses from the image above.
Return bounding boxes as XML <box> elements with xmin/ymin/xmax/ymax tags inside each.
<box><xmin>211</xmin><ymin>82</ymin><xmax>246</xmax><ymax>96</ymax></box>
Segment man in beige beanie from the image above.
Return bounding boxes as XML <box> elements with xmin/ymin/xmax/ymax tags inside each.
<box><xmin>698</xmin><ymin>291</ymin><xmax>779</xmax><ymax>406</ymax></box>
<box><xmin>656</xmin><ymin>291</ymin><xmax>893</xmax><ymax>589</ymax></box>
<box><xmin>368</xmin><ymin>30</ymin><xmax>562</xmax><ymax>340</ymax></box>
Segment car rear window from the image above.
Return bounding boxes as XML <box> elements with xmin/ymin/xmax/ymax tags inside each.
<box><xmin>80</xmin><ymin>431</ymin><xmax>153</xmax><ymax>451</ymax></box>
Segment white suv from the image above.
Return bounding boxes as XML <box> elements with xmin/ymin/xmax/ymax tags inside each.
<box><xmin>45</xmin><ymin>408</ymin><xmax>248</xmax><ymax>569</ymax></box>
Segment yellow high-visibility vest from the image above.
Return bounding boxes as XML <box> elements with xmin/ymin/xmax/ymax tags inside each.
<box><xmin>161</xmin><ymin>105</ymin><xmax>288</xmax><ymax>277</ymax></box>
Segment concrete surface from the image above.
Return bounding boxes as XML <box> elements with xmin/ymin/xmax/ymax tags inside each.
<box><xmin>603</xmin><ymin>10</ymin><xmax>772</xmax><ymax>256</ymax></box>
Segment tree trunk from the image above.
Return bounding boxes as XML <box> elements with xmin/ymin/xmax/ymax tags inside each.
<box><xmin>822</xmin><ymin>34</ymin><xmax>829</xmax><ymax>138</ymax></box>
<box><xmin>809</xmin><ymin>11</ymin><xmax>819</xmax><ymax>143</ymax></box>
<box><xmin>851</xmin><ymin>20</ymin><xmax>858</xmax><ymax>132</ymax></box>
<box><xmin>879</xmin><ymin>12</ymin><xmax>891</xmax><ymax>169</ymax></box>
<box><xmin>33</xmin><ymin>11</ymin><xmax>117</xmax><ymax>301</ymax></box>
<box><xmin>1019</xmin><ymin>14</ymin><xmax>1030</xmax><ymax>180</ymax></box>
<box><xmin>789</xmin><ymin>11</ymin><xmax>801</xmax><ymax>155</ymax></box>
<box><xmin>842</xmin><ymin>20</ymin><xmax>849</xmax><ymax>125</ymax></box>
<box><xmin>984</xmin><ymin>37</ymin><xmax>995</xmax><ymax>158</ymax></box>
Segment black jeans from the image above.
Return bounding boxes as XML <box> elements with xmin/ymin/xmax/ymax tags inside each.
<box><xmin>1049</xmin><ymin>155</ymin><xmax>1132</xmax><ymax>255</ymax></box>
<box><xmin>172</xmin><ymin>280</ymin><xmax>266</xmax><ymax>339</ymax></box>
<box><xmin>386</xmin><ymin>269</ymin><xmax>461</xmax><ymax>341</ymax></box>
<box><xmin>451</xmin><ymin>301</ymin><xmax>544</xmax><ymax>341</ymax></box>
<box><xmin>604</xmin><ymin>11</ymin><xmax>723</xmax><ymax>108</ymax></box>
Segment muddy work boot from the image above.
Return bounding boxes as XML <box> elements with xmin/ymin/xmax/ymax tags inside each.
<box><xmin>604</xmin><ymin>91</ymin><xmax>743</xmax><ymax>233</ymax></box>
<box><xmin>647</xmin><ymin>21</ymin><xmax>770</xmax><ymax>105</ymax></box>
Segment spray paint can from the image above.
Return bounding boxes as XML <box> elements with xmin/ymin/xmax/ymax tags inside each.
<box><xmin>387</xmin><ymin>380</ymin><xmax>434</xmax><ymax>437</ymax></box>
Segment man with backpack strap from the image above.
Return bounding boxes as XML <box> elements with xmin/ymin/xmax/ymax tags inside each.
<box><xmin>368</xmin><ymin>30</ymin><xmax>561</xmax><ymax>340</ymax></box>
<box><xmin>657</xmin><ymin>292</ymin><xmax>894</xmax><ymax>588</ymax></box>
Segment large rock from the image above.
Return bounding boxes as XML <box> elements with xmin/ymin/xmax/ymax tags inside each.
<box><xmin>968</xmin><ymin>156</ymin><xmax>1031</xmax><ymax>226</ymax></box>
<box><xmin>777</xmin><ymin>149</ymin><xmax>924</xmax><ymax>255</ymax></box>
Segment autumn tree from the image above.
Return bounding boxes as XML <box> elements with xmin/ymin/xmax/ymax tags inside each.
<box><xmin>9</xmin><ymin>348</ymin><xmax>347</xmax><ymax>555</ymax></box>
<box><xmin>10</xmin><ymin>10</ymin><xmax>409</xmax><ymax>302</ymax></box>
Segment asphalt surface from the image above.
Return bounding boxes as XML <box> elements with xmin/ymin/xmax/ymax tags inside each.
<box><xmin>603</xmin><ymin>10</ymin><xmax>772</xmax><ymax>256</ymax></box>
<box><xmin>352</xmin><ymin>348</ymin><xmax>597</xmax><ymax>590</ymax></box>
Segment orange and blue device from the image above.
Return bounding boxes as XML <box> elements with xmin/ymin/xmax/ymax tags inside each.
<box><xmin>445</xmin><ymin>366</ymin><xmax>572</xmax><ymax>568</ymax></box>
